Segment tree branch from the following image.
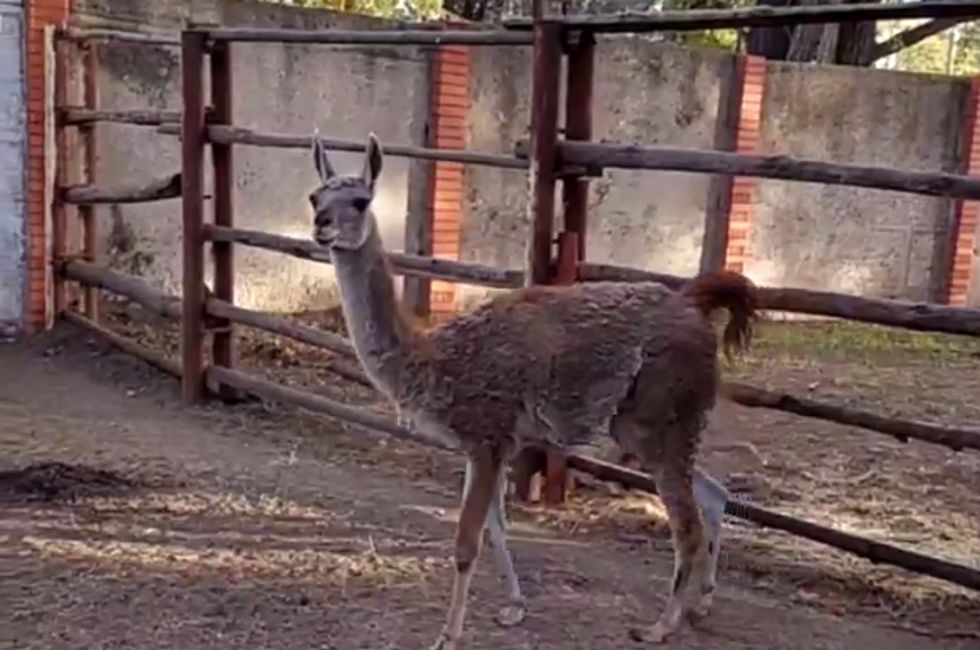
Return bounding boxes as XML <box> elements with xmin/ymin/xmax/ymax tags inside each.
<box><xmin>868</xmin><ymin>17</ymin><xmax>971</xmax><ymax>64</ymax></box>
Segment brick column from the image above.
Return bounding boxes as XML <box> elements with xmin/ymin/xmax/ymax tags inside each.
<box><xmin>24</xmin><ymin>0</ymin><xmax>69</xmax><ymax>331</ymax></box>
<box><xmin>725</xmin><ymin>55</ymin><xmax>766</xmax><ymax>274</ymax></box>
<box><xmin>428</xmin><ymin>45</ymin><xmax>470</xmax><ymax>319</ymax></box>
<box><xmin>949</xmin><ymin>79</ymin><xmax>980</xmax><ymax>306</ymax></box>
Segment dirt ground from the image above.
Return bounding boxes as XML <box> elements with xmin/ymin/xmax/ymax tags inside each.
<box><xmin>1</xmin><ymin>312</ymin><xmax>979</xmax><ymax>649</ymax></box>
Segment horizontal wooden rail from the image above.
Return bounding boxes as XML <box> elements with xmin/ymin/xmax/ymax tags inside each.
<box><xmin>207</xmin><ymin>365</ymin><xmax>980</xmax><ymax>593</ymax></box>
<box><xmin>578</xmin><ymin>263</ymin><xmax>980</xmax><ymax>338</ymax></box>
<box><xmin>59</xmin><ymin>107</ymin><xmax>180</xmax><ymax>126</ymax></box>
<box><xmin>60</xmin><ymin>27</ymin><xmax>179</xmax><ymax>46</ymax></box>
<box><xmin>156</xmin><ymin>124</ymin><xmax>529</xmax><ymax>170</ymax></box>
<box><xmin>205</xmin><ymin>225</ymin><xmax>524</xmax><ymax>289</ymax></box>
<box><xmin>201</xmin><ymin>27</ymin><xmax>533</xmax><ymax>46</ymax></box>
<box><xmin>61</xmin><ymin>259</ymin><xmax>979</xmax><ymax>453</ymax></box>
<box><xmin>515</xmin><ymin>139</ymin><xmax>980</xmax><ymax>200</ymax></box>
<box><xmin>61</xmin><ymin>260</ymin><xmax>181</xmax><ymax>319</ymax></box>
<box><xmin>567</xmin><ymin>455</ymin><xmax>980</xmax><ymax>592</ymax></box>
<box><xmin>206</xmin><ymin>299</ymin><xmax>356</xmax><ymax>359</ymax></box>
<box><xmin>64</xmin><ymin>311</ymin><xmax>182</xmax><ymax>377</ymax></box>
<box><xmin>724</xmin><ymin>383</ymin><xmax>980</xmax><ymax>453</ymax></box>
<box><xmin>207</xmin><ymin>366</ymin><xmax>456</xmax><ymax>450</ymax></box>
<box><xmin>60</xmin><ymin>173</ymin><xmax>182</xmax><ymax>205</ymax></box>
<box><xmin>504</xmin><ymin>1</ymin><xmax>980</xmax><ymax>33</ymax></box>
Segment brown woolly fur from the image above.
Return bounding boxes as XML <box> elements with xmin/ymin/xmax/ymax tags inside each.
<box><xmin>310</xmin><ymin>132</ymin><xmax>754</xmax><ymax>647</ymax></box>
<box><xmin>683</xmin><ymin>270</ymin><xmax>758</xmax><ymax>358</ymax></box>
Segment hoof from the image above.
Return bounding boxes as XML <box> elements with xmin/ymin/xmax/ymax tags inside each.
<box><xmin>686</xmin><ymin>589</ymin><xmax>714</xmax><ymax>625</ymax></box>
<box><xmin>495</xmin><ymin>600</ymin><xmax>527</xmax><ymax>628</ymax></box>
<box><xmin>429</xmin><ymin>630</ymin><xmax>458</xmax><ymax>650</ymax></box>
<box><xmin>629</xmin><ymin>615</ymin><xmax>683</xmax><ymax>644</ymax></box>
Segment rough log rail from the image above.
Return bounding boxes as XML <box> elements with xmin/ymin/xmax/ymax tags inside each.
<box><xmin>206</xmin><ymin>299</ymin><xmax>357</xmax><ymax>359</ymax></box>
<box><xmin>61</xmin><ymin>260</ymin><xmax>181</xmax><ymax>319</ymax></box>
<box><xmin>200</xmin><ymin>28</ymin><xmax>532</xmax><ymax>46</ymax></box>
<box><xmin>724</xmin><ymin>383</ymin><xmax>980</xmax><ymax>453</ymax></box>
<box><xmin>157</xmin><ymin>124</ymin><xmax>529</xmax><ymax>170</ymax></box>
<box><xmin>567</xmin><ymin>455</ymin><xmax>980</xmax><ymax>593</ymax></box>
<box><xmin>57</xmin><ymin>259</ymin><xmax>980</xmax><ymax>589</ymax></box>
<box><xmin>578</xmin><ymin>263</ymin><xmax>980</xmax><ymax>338</ymax></box>
<box><xmin>60</xmin><ymin>173</ymin><xmax>182</xmax><ymax>205</ymax></box>
<box><xmin>60</xmin><ymin>107</ymin><xmax>180</xmax><ymax>126</ymax></box>
<box><xmin>205</xmin><ymin>225</ymin><xmax>525</xmax><ymax>289</ymax></box>
<box><xmin>60</xmin><ymin>27</ymin><xmax>180</xmax><ymax>46</ymax></box>
<box><xmin>63</xmin><ymin>258</ymin><xmax>980</xmax><ymax>454</ymax></box>
<box><xmin>208</xmin><ymin>365</ymin><xmax>980</xmax><ymax>593</ymax></box>
<box><xmin>515</xmin><ymin>140</ymin><xmax>980</xmax><ymax>200</ymax></box>
<box><xmin>64</xmin><ymin>311</ymin><xmax>182</xmax><ymax>377</ymax></box>
<box><xmin>503</xmin><ymin>1</ymin><xmax>980</xmax><ymax>33</ymax></box>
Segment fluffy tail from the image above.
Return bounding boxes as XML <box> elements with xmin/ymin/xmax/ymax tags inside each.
<box><xmin>682</xmin><ymin>270</ymin><xmax>758</xmax><ymax>358</ymax></box>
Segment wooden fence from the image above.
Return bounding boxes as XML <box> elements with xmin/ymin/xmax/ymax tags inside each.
<box><xmin>51</xmin><ymin>2</ymin><xmax>980</xmax><ymax>593</ymax></box>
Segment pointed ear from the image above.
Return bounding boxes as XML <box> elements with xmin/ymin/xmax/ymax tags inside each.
<box><xmin>361</xmin><ymin>132</ymin><xmax>384</xmax><ymax>190</ymax></box>
<box><xmin>312</xmin><ymin>129</ymin><xmax>335</xmax><ymax>182</ymax></box>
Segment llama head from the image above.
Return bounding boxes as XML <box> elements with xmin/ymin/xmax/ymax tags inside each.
<box><xmin>308</xmin><ymin>131</ymin><xmax>384</xmax><ymax>251</ymax></box>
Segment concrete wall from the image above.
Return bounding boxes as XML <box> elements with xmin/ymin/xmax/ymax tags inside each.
<box><xmin>749</xmin><ymin>62</ymin><xmax>968</xmax><ymax>302</ymax></box>
<box><xmin>461</xmin><ymin>38</ymin><xmax>730</xmax><ymax>308</ymax></box>
<box><xmin>67</xmin><ymin>1</ymin><xmax>978</xmax><ymax>311</ymax></box>
<box><xmin>74</xmin><ymin>0</ymin><xmax>428</xmax><ymax>311</ymax></box>
<box><xmin>0</xmin><ymin>0</ymin><xmax>25</xmax><ymax>332</ymax></box>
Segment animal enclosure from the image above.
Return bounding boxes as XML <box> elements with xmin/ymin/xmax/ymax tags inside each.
<box><xmin>48</xmin><ymin>0</ymin><xmax>980</xmax><ymax>605</ymax></box>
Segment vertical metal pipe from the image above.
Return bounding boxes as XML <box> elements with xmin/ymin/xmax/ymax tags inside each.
<box><xmin>181</xmin><ymin>31</ymin><xmax>207</xmax><ymax>404</ymax></box>
<box><xmin>210</xmin><ymin>41</ymin><xmax>236</xmax><ymax>386</ymax></box>
<box><xmin>80</xmin><ymin>42</ymin><xmax>99</xmax><ymax>320</ymax></box>
<box><xmin>524</xmin><ymin>21</ymin><xmax>562</xmax><ymax>286</ymax></box>
<box><xmin>561</xmin><ymin>30</ymin><xmax>594</xmax><ymax>260</ymax></box>
<box><xmin>514</xmin><ymin>19</ymin><xmax>563</xmax><ymax>502</ymax></box>
<box><xmin>52</xmin><ymin>37</ymin><xmax>69</xmax><ymax>316</ymax></box>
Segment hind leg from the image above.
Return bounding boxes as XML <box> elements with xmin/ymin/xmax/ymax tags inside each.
<box><xmin>690</xmin><ymin>465</ymin><xmax>728</xmax><ymax>620</ymax></box>
<box><xmin>464</xmin><ymin>460</ymin><xmax>526</xmax><ymax>627</ymax></box>
<box><xmin>643</xmin><ymin>457</ymin><xmax>710</xmax><ymax>643</ymax></box>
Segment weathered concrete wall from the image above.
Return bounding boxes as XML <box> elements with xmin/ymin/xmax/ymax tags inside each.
<box><xmin>74</xmin><ymin>0</ymin><xmax>427</xmax><ymax>311</ymax></box>
<box><xmin>749</xmin><ymin>63</ymin><xmax>967</xmax><ymax>302</ymax></box>
<box><xmin>461</xmin><ymin>38</ymin><xmax>731</xmax><ymax>308</ymax></box>
<box><xmin>0</xmin><ymin>0</ymin><xmax>25</xmax><ymax>332</ymax></box>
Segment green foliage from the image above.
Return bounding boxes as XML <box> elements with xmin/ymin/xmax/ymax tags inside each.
<box><xmin>263</xmin><ymin>0</ymin><xmax>444</xmax><ymax>20</ymax></box>
<box><xmin>885</xmin><ymin>20</ymin><xmax>980</xmax><ymax>76</ymax></box>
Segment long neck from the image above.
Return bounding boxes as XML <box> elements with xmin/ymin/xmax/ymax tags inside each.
<box><xmin>330</xmin><ymin>217</ymin><xmax>414</xmax><ymax>394</ymax></box>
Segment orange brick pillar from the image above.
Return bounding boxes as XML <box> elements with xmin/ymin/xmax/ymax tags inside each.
<box><xmin>949</xmin><ymin>79</ymin><xmax>980</xmax><ymax>306</ymax></box>
<box><xmin>428</xmin><ymin>45</ymin><xmax>470</xmax><ymax>319</ymax></box>
<box><xmin>24</xmin><ymin>0</ymin><xmax>70</xmax><ymax>331</ymax></box>
<box><xmin>724</xmin><ymin>55</ymin><xmax>766</xmax><ymax>274</ymax></box>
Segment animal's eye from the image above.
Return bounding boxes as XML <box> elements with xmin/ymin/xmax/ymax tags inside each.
<box><xmin>352</xmin><ymin>197</ymin><xmax>370</xmax><ymax>211</ymax></box>
<box><xmin>308</xmin><ymin>193</ymin><xmax>317</xmax><ymax>207</ymax></box>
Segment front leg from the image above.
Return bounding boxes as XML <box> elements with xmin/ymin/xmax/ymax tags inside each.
<box><xmin>432</xmin><ymin>444</ymin><xmax>503</xmax><ymax>650</ymax></box>
<box><xmin>486</xmin><ymin>464</ymin><xmax>527</xmax><ymax>627</ymax></box>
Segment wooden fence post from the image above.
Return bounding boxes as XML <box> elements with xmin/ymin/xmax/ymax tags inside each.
<box><xmin>80</xmin><ymin>41</ymin><xmax>99</xmax><ymax>320</ymax></box>
<box><xmin>181</xmin><ymin>31</ymin><xmax>207</xmax><ymax>404</ymax></box>
<box><xmin>210</xmin><ymin>41</ymin><xmax>236</xmax><ymax>390</ymax></box>
<box><xmin>52</xmin><ymin>36</ymin><xmax>68</xmax><ymax>317</ymax></box>
<box><xmin>513</xmin><ymin>19</ymin><xmax>563</xmax><ymax>503</ymax></box>
<box><xmin>538</xmin><ymin>28</ymin><xmax>597</xmax><ymax>507</ymax></box>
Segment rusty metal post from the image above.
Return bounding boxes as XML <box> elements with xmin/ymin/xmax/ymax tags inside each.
<box><xmin>524</xmin><ymin>20</ymin><xmax>563</xmax><ymax>287</ymax></box>
<box><xmin>561</xmin><ymin>30</ymin><xmax>594</xmax><ymax>259</ymax></box>
<box><xmin>80</xmin><ymin>42</ymin><xmax>99</xmax><ymax>320</ymax></box>
<box><xmin>181</xmin><ymin>31</ymin><xmax>207</xmax><ymax>404</ymax></box>
<box><xmin>538</xmin><ymin>29</ymin><xmax>597</xmax><ymax>506</ymax></box>
<box><xmin>513</xmin><ymin>19</ymin><xmax>563</xmax><ymax>503</ymax></box>
<box><xmin>52</xmin><ymin>37</ymin><xmax>69</xmax><ymax>316</ymax></box>
<box><xmin>210</xmin><ymin>41</ymin><xmax>236</xmax><ymax>390</ymax></box>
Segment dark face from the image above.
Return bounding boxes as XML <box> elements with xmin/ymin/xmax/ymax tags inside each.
<box><xmin>309</xmin><ymin>132</ymin><xmax>384</xmax><ymax>250</ymax></box>
<box><xmin>309</xmin><ymin>177</ymin><xmax>374</xmax><ymax>249</ymax></box>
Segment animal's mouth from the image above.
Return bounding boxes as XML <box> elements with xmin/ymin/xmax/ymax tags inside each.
<box><xmin>313</xmin><ymin>227</ymin><xmax>337</xmax><ymax>247</ymax></box>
